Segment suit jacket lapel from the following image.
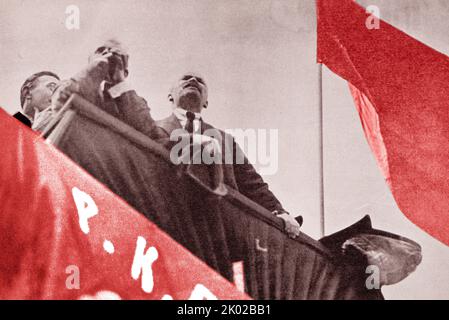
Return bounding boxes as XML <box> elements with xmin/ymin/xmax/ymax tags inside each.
<box><xmin>157</xmin><ymin>113</ymin><xmax>182</xmax><ymax>137</ymax></box>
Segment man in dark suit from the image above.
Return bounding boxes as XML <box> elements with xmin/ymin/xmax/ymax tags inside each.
<box><xmin>151</xmin><ymin>72</ymin><xmax>301</xmax><ymax>238</ymax></box>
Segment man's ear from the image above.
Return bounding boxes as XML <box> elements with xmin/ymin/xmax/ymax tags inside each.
<box><xmin>168</xmin><ymin>93</ymin><xmax>174</xmax><ymax>103</ymax></box>
<box><xmin>203</xmin><ymin>100</ymin><xmax>208</xmax><ymax>109</ymax></box>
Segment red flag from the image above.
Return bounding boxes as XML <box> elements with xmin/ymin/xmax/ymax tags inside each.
<box><xmin>0</xmin><ymin>108</ymin><xmax>248</xmax><ymax>300</ymax></box>
<box><xmin>317</xmin><ymin>0</ymin><xmax>449</xmax><ymax>246</ymax></box>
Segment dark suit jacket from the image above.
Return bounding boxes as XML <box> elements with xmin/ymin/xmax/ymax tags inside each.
<box><xmin>34</xmin><ymin>55</ymin><xmax>156</xmax><ymax>134</ymax></box>
<box><xmin>150</xmin><ymin>114</ymin><xmax>285</xmax><ymax>213</ymax></box>
<box><xmin>101</xmin><ymin>89</ymin><xmax>155</xmax><ymax>137</ymax></box>
<box><xmin>13</xmin><ymin>112</ymin><xmax>32</xmax><ymax>127</ymax></box>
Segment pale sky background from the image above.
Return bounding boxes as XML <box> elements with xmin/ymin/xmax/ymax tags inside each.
<box><xmin>0</xmin><ymin>0</ymin><xmax>448</xmax><ymax>299</ymax></box>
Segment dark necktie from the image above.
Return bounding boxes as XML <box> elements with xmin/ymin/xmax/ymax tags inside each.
<box><xmin>185</xmin><ymin>111</ymin><xmax>195</xmax><ymax>134</ymax></box>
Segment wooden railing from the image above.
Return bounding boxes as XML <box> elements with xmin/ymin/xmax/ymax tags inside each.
<box><xmin>42</xmin><ymin>94</ymin><xmax>383</xmax><ymax>300</ymax></box>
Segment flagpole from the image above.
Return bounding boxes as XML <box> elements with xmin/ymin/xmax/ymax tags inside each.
<box><xmin>318</xmin><ymin>63</ymin><xmax>325</xmax><ymax>237</ymax></box>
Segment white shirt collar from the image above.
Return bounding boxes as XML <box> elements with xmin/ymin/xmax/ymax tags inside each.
<box><xmin>173</xmin><ymin>107</ymin><xmax>201</xmax><ymax>120</ymax></box>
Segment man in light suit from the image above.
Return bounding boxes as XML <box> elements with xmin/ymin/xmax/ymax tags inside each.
<box><xmin>40</xmin><ymin>39</ymin><xmax>155</xmax><ymax>135</ymax></box>
<box><xmin>151</xmin><ymin>72</ymin><xmax>301</xmax><ymax>238</ymax></box>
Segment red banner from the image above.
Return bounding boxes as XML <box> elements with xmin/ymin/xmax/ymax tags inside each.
<box><xmin>0</xmin><ymin>108</ymin><xmax>248</xmax><ymax>300</ymax></box>
<box><xmin>317</xmin><ymin>0</ymin><xmax>449</xmax><ymax>246</ymax></box>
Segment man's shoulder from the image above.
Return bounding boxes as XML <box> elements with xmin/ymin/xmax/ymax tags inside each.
<box><xmin>155</xmin><ymin>114</ymin><xmax>177</xmax><ymax>128</ymax></box>
<box><xmin>151</xmin><ymin>114</ymin><xmax>181</xmax><ymax>139</ymax></box>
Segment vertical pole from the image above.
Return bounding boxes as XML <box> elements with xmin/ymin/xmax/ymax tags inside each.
<box><xmin>318</xmin><ymin>63</ymin><xmax>325</xmax><ymax>237</ymax></box>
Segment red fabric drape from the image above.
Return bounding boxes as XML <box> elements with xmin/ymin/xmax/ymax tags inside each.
<box><xmin>317</xmin><ymin>0</ymin><xmax>449</xmax><ymax>246</ymax></box>
<box><xmin>0</xmin><ymin>109</ymin><xmax>248</xmax><ymax>299</ymax></box>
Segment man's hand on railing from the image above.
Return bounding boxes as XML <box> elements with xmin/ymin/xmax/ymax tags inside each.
<box><xmin>276</xmin><ymin>212</ymin><xmax>301</xmax><ymax>239</ymax></box>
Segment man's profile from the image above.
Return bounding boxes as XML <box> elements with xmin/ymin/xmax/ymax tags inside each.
<box><xmin>19</xmin><ymin>71</ymin><xmax>60</xmax><ymax>130</ymax></box>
